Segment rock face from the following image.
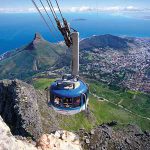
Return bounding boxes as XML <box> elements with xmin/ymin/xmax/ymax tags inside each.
<box><xmin>0</xmin><ymin>79</ymin><xmax>68</xmax><ymax>140</ymax></box>
<box><xmin>37</xmin><ymin>130</ymin><xmax>82</xmax><ymax>150</ymax></box>
<box><xmin>36</xmin><ymin>90</ymin><xmax>60</xmax><ymax>134</ymax></box>
<box><xmin>25</xmin><ymin>33</ymin><xmax>44</xmax><ymax>50</ymax></box>
<box><xmin>0</xmin><ymin>116</ymin><xmax>37</xmax><ymax>150</ymax></box>
<box><xmin>78</xmin><ymin>124</ymin><xmax>150</xmax><ymax>150</ymax></box>
<box><xmin>0</xmin><ymin>79</ymin><xmax>43</xmax><ymax>139</ymax></box>
<box><xmin>0</xmin><ymin>115</ymin><xmax>82</xmax><ymax>150</ymax></box>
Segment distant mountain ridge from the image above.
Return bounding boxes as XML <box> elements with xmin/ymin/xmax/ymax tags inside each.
<box><xmin>0</xmin><ymin>34</ymin><xmax>133</xmax><ymax>61</ymax></box>
<box><xmin>0</xmin><ymin>33</ymin><xmax>67</xmax><ymax>79</ymax></box>
<box><xmin>80</xmin><ymin>34</ymin><xmax>133</xmax><ymax>51</ymax></box>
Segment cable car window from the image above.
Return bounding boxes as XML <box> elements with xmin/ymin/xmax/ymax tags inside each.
<box><xmin>63</xmin><ymin>98</ymin><xmax>73</xmax><ymax>108</ymax></box>
<box><xmin>54</xmin><ymin>96</ymin><xmax>62</xmax><ymax>107</ymax></box>
<box><xmin>73</xmin><ymin>97</ymin><xmax>81</xmax><ymax>107</ymax></box>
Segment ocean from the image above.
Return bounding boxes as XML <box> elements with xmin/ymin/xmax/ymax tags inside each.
<box><xmin>0</xmin><ymin>12</ymin><xmax>150</xmax><ymax>54</ymax></box>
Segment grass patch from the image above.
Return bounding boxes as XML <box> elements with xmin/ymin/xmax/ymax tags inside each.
<box><xmin>88</xmin><ymin>80</ymin><xmax>150</xmax><ymax>118</ymax></box>
<box><xmin>33</xmin><ymin>78</ymin><xmax>150</xmax><ymax>131</ymax></box>
<box><xmin>59</xmin><ymin>95</ymin><xmax>150</xmax><ymax>131</ymax></box>
<box><xmin>33</xmin><ymin>78</ymin><xmax>56</xmax><ymax>90</ymax></box>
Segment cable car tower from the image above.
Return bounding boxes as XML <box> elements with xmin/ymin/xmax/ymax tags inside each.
<box><xmin>31</xmin><ymin>0</ymin><xmax>89</xmax><ymax>115</ymax></box>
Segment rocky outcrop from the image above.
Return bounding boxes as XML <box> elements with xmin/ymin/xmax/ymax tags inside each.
<box><xmin>0</xmin><ymin>79</ymin><xmax>43</xmax><ymax>139</ymax></box>
<box><xmin>25</xmin><ymin>33</ymin><xmax>44</xmax><ymax>50</ymax></box>
<box><xmin>0</xmin><ymin>79</ymin><xmax>69</xmax><ymax>140</ymax></box>
<box><xmin>0</xmin><ymin>115</ymin><xmax>82</xmax><ymax>150</ymax></box>
<box><xmin>0</xmin><ymin>116</ymin><xmax>37</xmax><ymax>150</ymax></box>
<box><xmin>78</xmin><ymin>124</ymin><xmax>150</xmax><ymax>150</ymax></box>
<box><xmin>37</xmin><ymin>130</ymin><xmax>82</xmax><ymax>150</ymax></box>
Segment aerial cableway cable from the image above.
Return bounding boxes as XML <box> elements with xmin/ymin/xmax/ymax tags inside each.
<box><xmin>32</xmin><ymin>0</ymin><xmax>72</xmax><ymax>47</ymax></box>
<box><xmin>39</xmin><ymin>0</ymin><xmax>57</xmax><ymax>32</ymax></box>
<box><xmin>54</xmin><ymin>0</ymin><xmax>64</xmax><ymax>20</ymax></box>
<box><xmin>31</xmin><ymin>0</ymin><xmax>55</xmax><ymax>38</ymax></box>
<box><xmin>46</xmin><ymin>0</ymin><xmax>59</xmax><ymax>22</ymax></box>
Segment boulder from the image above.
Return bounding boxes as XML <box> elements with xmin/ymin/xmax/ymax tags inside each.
<box><xmin>36</xmin><ymin>130</ymin><xmax>82</xmax><ymax>150</ymax></box>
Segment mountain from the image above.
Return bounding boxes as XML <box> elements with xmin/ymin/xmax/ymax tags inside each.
<box><xmin>0</xmin><ymin>33</ymin><xmax>149</xmax><ymax>93</ymax></box>
<box><xmin>80</xmin><ymin>34</ymin><xmax>132</xmax><ymax>51</ymax></box>
<box><xmin>0</xmin><ymin>116</ymin><xmax>37</xmax><ymax>150</ymax></box>
<box><xmin>0</xmin><ymin>114</ymin><xmax>82</xmax><ymax>150</ymax></box>
<box><xmin>0</xmin><ymin>33</ymin><xmax>67</xmax><ymax>80</ymax></box>
<box><xmin>79</xmin><ymin>35</ymin><xmax>150</xmax><ymax>93</ymax></box>
<box><xmin>0</xmin><ymin>34</ymin><xmax>134</xmax><ymax>80</ymax></box>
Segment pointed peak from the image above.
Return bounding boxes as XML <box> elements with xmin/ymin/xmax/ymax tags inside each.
<box><xmin>24</xmin><ymin>33</ymin><xmax>45</xmax><ymax>51</ymax></box>
<box><xmin>33</xmin><ymin>33</ymin><xmax>44</xmax><ymax>42</ymax></box>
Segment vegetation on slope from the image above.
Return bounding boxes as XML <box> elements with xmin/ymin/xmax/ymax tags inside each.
<box><xmin>0</xmin><ymin>33</ymin><xmax>67</xmax><ymax>80</ymax></box>
<box><xmin>89</xmin><ymin>80</ymin><xmax>150</xmax><ymax>118</ymax></box>
<box><xmin>33</xmin><ymin>78</ymin><xmax>150</xmax><ymax>131</ymax></box>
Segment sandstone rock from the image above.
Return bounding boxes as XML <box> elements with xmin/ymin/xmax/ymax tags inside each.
<box><xmin>36</xmin><ymin>130</ymin><xmax>82</xmax><ymax>150</ymax></box>
<box><xmin>0</xmin><ymin>116</ymin><xmax>37</xmax><ymax>150</ymax></box>
<box><xmin>0</xmin><ymin>114</ymin><xmax>83</xmax><ymax>150</ymax></box>
<box><xmin>85</xmin><ymin>139</ymin><xmax>90</xmax><ymax>144</ymax></box>
<box><xmin>90</xmin><ymin>129</ymin><xmax>95</xmax><ymax>135</ymax></box>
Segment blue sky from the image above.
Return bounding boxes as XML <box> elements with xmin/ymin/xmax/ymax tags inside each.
<box><xmin>1</xmin><ymin>0</ymin><xmax>150</xmax><ymax>8</ymax></box>
<box><xmin>0</xmin><ymin>0</ymin><xmax>150</xmax><ymax>18</ymax></box>
<box><xmin>0</xmin><ymin>0</ymin><xmax>150</xmax><ymax>11</ymax></box>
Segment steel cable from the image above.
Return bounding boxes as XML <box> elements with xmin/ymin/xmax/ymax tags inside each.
<box><xmin>31</xmin><ymin>0</ymin><xmax>56</xmax><ymax>38</ymax></box>
<box><xmin>39</xmin><ymin>0</ymin><xmax>58</xmax><ymax>32</ymax></box>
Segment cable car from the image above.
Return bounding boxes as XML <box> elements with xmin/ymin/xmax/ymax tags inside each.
<box><xmin>32</xmin><ymin>0</ymin><xmax>89</xmax><ymax>115</ymax></box>
<box><xmin>48</xmin><ymin>75</ymin><xmax>89</xmax><ymax>115</ymax></box>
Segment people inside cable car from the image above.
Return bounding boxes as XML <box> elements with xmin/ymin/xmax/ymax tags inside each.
<box><xmin>52</xmin><ymin>95</ymin><xmax>82</xmax><ymax>108</ymax></box>
<box><xmin>54</xmin><ymin>97</ymin><xmax>62</xmax><ymax>106</ymax></box>
<box><xmin>63</xmin><ymin>98</ymin><xmax>72</xmax><ymax>108</ymax></box>
<box><xmin>73</xmin><ymin>97</ymin><xmax>81</xmax><ymax>107</ymax></box>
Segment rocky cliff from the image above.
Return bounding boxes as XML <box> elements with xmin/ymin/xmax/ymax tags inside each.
<box><xmin>0</xmin><ymin>115</ymin><xmax>82</xmax><ymax>150</ymax></box>
<box><xmin>0</xmin><ymin>79</ymin><xmax>43</xmax><ymax>139</ymax></box>
<box><xmin>0</xmin><ymin>116</ymin><xmax>37</xmax><ymax>150</ymax></box>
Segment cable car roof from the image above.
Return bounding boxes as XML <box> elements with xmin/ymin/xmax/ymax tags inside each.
<box><xmin>50</xmin><ymin>80</ymin><xmax>88</xmax><ymax>98</ymax></box>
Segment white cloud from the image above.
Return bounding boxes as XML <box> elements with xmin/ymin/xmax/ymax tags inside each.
<box><xmin>0</xmin><ymin>7</ymin><xmax>35</xmax><ymax>13</ymax></box>
<box><xmin>64</xmin><ymin>6</ymin><xmax>92</xmax><ymax>12</ymax></box>
<box><xmin>0</xmin><ymin>6</ymin><xmax>61</xmax><ymax>13</ymax></box>
<box><xmin>96</xmin><ymin>6</ymin><xmax>147</xmax><ymax>13</ymax></box>
<box><xmin>0</xmin><ymin>6</ymin><xmax>149</xmax><ymax>13</ymax></box>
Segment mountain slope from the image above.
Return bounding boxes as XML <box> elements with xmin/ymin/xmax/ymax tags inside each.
<box><xmin>79</xmin><ymin>35</ymin><xmax>150</xmax><ymax>93</ymax></box>
<box><xmin>0</xmin><ymin>33</ymin><xmax>67</xmax><ymax>79</ymax></box>
<box><xmin>80</xmin><ymin>34</ymin><xmax>132</xmax><ymax>51</ymax></box>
